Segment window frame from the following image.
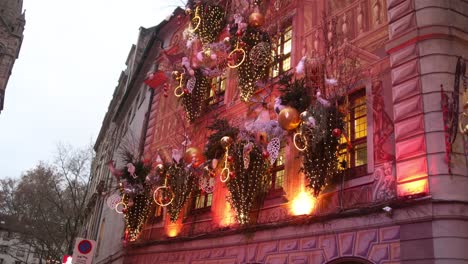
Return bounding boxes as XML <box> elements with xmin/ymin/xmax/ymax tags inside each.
<box><xmin>267</xmin><ymin>146</ymin><xmax>286</xmax><ymax>198</ymax></box>
<box><xmin>338</xmin><ymin>89</ymin><xmax>368</xmax><ymax>179</ymax></box>
<box><xmin>270</xmin><ymin>21</ymin><xmax>293</xmax><ymax>79</ymax></box>
<box><xmin>190</xmin><ymin>189</ymin><xmax>213</xmax><ymax>213</ymax></box>
<box><xmin>206</xmin><ymin>75</ymin><xmax>226</xmax><ymax>109</ymax></box>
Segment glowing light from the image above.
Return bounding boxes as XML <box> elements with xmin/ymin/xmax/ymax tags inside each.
<box><xmin>219</xmin><ymin>201</ymin><xmax>235</xmax><ymax>227</ymax></box>
<box><xmin>398</xmin><ymin>179</ymin><xmax>428</xmax><ymax>197</ymax></box>
<box><xmin>291</xmin><ymin>191</ymin><xmax>316</xmax><ymax>215</ymax></box>
<box><xmin>166</xmin><ymin>223</ymin><xmax>182</xmax><ymax>237</ymax></box>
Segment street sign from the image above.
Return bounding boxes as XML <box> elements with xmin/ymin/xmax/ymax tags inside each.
<box><xmin>72</xmin><ymin>238</ymin><xmax>96</xmax><ymax>264</ymax></box>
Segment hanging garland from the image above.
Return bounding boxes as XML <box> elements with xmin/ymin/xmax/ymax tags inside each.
<box><xmin>180</xmin><ymin>69</ymin><xmax>211</xmax><ymax>122</ymax></box>
<box><xmin>224</xmin><ymin>141</ymin><xmax>270</xmax><ymax>225</ymax></box>
<box><xmin>299</xmin><ymin>101</ymin><xmax>344</xmax><ymax>197</ymax></box>
<box><xmin>108</xmin><ymin>151</ymin><xmax>156</xmax><ymax>242</ymax></box>
<box><xmin>188</xmin><ymin>3</ymin><xmax>226</xmax><ymax>46</ymax></box>
<box><xmin>203</xmin><ymin>118</ymin><xmax>240</xmax><ymax>161</ymax></box>
<box><xmin>229</xmin><ymin>25</ymin><xmax>271</xmax><ymax>101</ymax></box>
<box><xmin>166</xmin><ymin>161</ymin><xmax>197</xmax><ymax>222</ymax></box>
<box><xmin>279</xmin><ymin>75</ymin><xmax>312</xmax><ymax>113</ymax></box>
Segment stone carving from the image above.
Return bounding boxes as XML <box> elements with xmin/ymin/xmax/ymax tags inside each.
<box><xmin>372</xmin><ymin>81</ymin><xmax>395</xmax><ymax>163</ymax></box>
<box><xmin>372</xmin><ymin>162</ymin><xmax>396</xmax><ymax>201</ymax></box>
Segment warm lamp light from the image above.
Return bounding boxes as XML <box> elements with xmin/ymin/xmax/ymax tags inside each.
<box><xmin>291</xmin><ymin>191</ymin><xmax>316</xmax><ymax>215</ymax></box>
<box><xmin>166</xmin><ymin>223</ymin><xmax>182</xmax><ymax>237</ymax></box>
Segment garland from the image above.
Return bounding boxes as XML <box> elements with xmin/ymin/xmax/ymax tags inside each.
<box><xmin>166</xmin><ymin>161</ymin><xmax>197</xmax><ymax>222</ymax></box>
<box><xmin>279</xmin><ymin>75</ymin><xmax>312</xmax><ymax>113</ymax></box>
<box><xmin>225</xmin><ymin>141</ymin><xmax>270</xmax><ymax>224</ymax></box>
<box><xmin>189</xmin><ymin>3</ymin><xmax>226</xmax><ymax>46</ymax></box>
<box><xmin>300</xmin><ymin>101</ymin><xmax>344</xmax><ymax>196</ymax></box>
<box><xmin>181</xmin><ymin>70</ymin><xmax>211</xmax><ymax>122</ymax></box>
<box><xmin>229</xmin><ymin>25</ymin><xmax>271</xmax><ymax>101</ymax></box>
<box><xmin>204</xmin><ymin>118</ymin><xmax>239</xmax><ymax>160</ymax></box>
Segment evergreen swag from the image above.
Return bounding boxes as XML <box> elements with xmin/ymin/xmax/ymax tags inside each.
<box><xmin>226</xmin><ymin>141</ymin><xmax>270</xmax><ymax>225</ymax></box>
<box><xmin>204</xmin><ymin>118</ymin><xmax>239</xmax><ymax>160</ymax></box>
<box><xmin>229</xmin><ymin>25</ymin><xmax>271</xmax><ymax>101</ymax></box>
<box><xmin>181</xmin><ymin>70</ymin><xmax>211</xmax><ymax>122</ymax></box>
<box><xmin>300</xmin><ymin>101</ymin><xmax>344</xmax><ymax>197</ymax></box>
<box><xmin>166</xmin><ymin>161</ymin><xmax>197</xmax><ymax>222</ymax></box>
<box><xmin>279</xmin><ymin>75</ymin><xmax>312</xmax><ymax>113</ymax></box>
<box><xmin>119</xmin><ymin>151</ymin><xmax>153</xmax><ymax>241</ymax></box>
<box><xmin>189</xmin><ymin>2</ymin><xmax>226</xmax><ymax>46</ymax></box>
<box><xmin>124</xmin><ymin>188</ymin><xmax>152</xmax><ymax>241</ymax></box>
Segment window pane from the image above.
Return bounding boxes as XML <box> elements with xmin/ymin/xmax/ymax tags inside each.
<box><xmin>275</xmin><ymin>170</ymin><xmax>285</xmax><ymax>189</ymax></box>
<box><xmin>354</xmin><ymin>115</ymin><xmax>367</xmax><ymax>139</ymax></box>
<box><xmin>282</xmin><ymin>56</ymin><xmax>291</xmax><ymax>72</ymax></box>
<box><xmin>195</xmin><ymin>195</ymin><xmax>205</xmax><ymax>209</ymax></box>
<box><xmin>338</xmin><ymin>148</ymin><xmax>349</xmax><ymax>170</ymax></box>
<box><xmin>277</xmin><ymin>147</ymin><xmax>285</xmax><ymax>166</ymax></box>
<box><xmin>283</xmin><ymin>39</ymin><xmax>292</xmax><ymax>55</ymax></box>
<box><xmin>284</xmin><ymin>27</ymin><xmax>292</xmax><ymax>40</ymax></box>
<box><xmin>355</xmin><ymin>143</ymin><xmax>367</xmax><ymax>166</ymax></box>
<box><xmin>206</xmin><ymin>193</ymin><xmax>213</xmax><ymax>207</ymax></box>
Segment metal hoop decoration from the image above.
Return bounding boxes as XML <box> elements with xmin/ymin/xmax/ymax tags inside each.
<box><xmin>220</xmin><ymin>167</ymin><xmax>230</xmax><ymax>183</ymax></box>
<box><xmin>293</xmin><ymin>131</ymin><xmax>307</xmax><ymax>151</ymax></box>
<box><xmin>153</xmin><ymin>186</ymin><xmax>175</xmax><ymax>207</ymax></box>
<box><xmin>189</xmin><ymin>6</ymin><xmax>201</xmax><ymax>33</ymax></box>
<box><xmin>220</xmin><ymin>147</ymin><xmax>231</xmax><ymax>183</ymax></box>
<box><xmin>227</xmin><ymin>42</ymin><xmax>246</xmax><ymax>69</ymax></box>
<box><xmin>173</xmin><ymin>72</ymin><xmax>185</xmax><ymax>97</ymax></box>
<box><xmin>459</xmin><ymin>112</ymin><xmax>468</xmax><ymax>135</ymax></box>
<box><xmin>115</xmin><ymin>201</ymin><xmax>127</xmax><ymax>214</ymax></box>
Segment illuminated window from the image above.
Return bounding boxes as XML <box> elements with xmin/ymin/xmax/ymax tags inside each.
<box><xmin>192</xmin><ymin>190</ymin><xmax>213</xmax><ymax>211</ymax></box>
<box><xmin>270</xmin><ymin>147</ymin><xmax>286</xmax><ymax>191</ymax></box>
<box><xmin>338</xmin><ymin>90</ymin><xmax>367</xmax><ymax>177</ymax></box>
<box><xmin>270</xmin><ymin>23</ymin><xmax>293</xmax><ymax>78</ymax></box>
<box><xmin>207</xmin><ymin>76</ymin><xmax>226</xmax><ymax>107</ymax></box>
<box><xmin>148</xmin><ymin>205</ymin><xmax>164</xmax><ymax>224</ymax></box>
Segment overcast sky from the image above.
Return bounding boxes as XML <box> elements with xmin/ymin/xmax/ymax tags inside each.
<box><xmin>0</xmin><ymin>0</ymin><xmax>182</xmax><ymax>179</ymax></box>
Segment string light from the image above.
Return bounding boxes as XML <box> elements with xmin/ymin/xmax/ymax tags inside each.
<box><xmin>225</xmin><ymin>141</ymin><xmax>270</xmax><ymax>225</ymax></box>
<box><xmin>166</xmin><ymin>161</ymin><xmax>197</xmax><ymax>223</ymax></box>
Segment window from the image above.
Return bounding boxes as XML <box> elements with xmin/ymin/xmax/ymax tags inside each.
<box><xmin>269</xmin><ymin>147</ymin><xmax>286</xmax><ymax>193</ymax></box>
<box><xmin>0</xmin><ymin>245</ymin><xmax>7</xmax><ymax>253</ymax></box>
<box><xmin>207</xmin><ymin>76</ymin><xmax>226</xmax><ymax>107</ymax></box>
<box><xmin>338</xmin><ymin>90</ymin><xmax>367</xmax><ymax>178</ymax></box>
<box><xmin>192</xmin><ymin>190</ymin><xmax>213</xmax><ymax>211</ymax></box>
<box><xmin>270</xmin><ymin>23</ymin><xmax>293</xmax><ymax>78</ymax></box>
<box><xmin>148</xmin><ymin>205</ymin><xmax>164</xmax><ymax>224</ymax></box>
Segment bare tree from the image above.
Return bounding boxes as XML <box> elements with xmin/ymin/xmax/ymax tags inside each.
<box><xmin>0</xmin><ymin>143</ymin><xmax>93</xmax><ymax>262</ymax></box>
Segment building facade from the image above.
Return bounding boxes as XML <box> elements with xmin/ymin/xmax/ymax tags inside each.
<box><xmin>0</xmin><ymin>216</ymin><xmax>44</xmax><ymax>264</ymax></box>
<box><xmin>0</xmin><ymin>0</ymin><xmax>25</xmax><ymax>113</ymax></box>
<box><xmin>88</xmin><ymin>0</ymin><xmax>468</xmax><ymax>263</ymax></box>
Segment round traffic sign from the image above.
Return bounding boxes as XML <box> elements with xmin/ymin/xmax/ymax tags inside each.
<box><xmin>77</xmin><ymin>240</ymin><xmax>93</xmax><ymax>254</ymax></box>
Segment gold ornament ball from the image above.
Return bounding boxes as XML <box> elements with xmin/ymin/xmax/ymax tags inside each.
<box><xmin>220</xmin><ymin>136</ymin><xmax>234</xmax><ymax>149</ymax></box>
<box><xmin>184</xmin><ymin>147</ymin><xmax>205</xmax><ymax>168</ymax></box>
<box><xmin>248</xmin><ymin>12</ymin><xmax>265</xmax><ymax>28</ymax></box>
<box><xmin>278</xmin><ymin>107</ymin><xmax>301</xmax><ymax>130</ymax></box>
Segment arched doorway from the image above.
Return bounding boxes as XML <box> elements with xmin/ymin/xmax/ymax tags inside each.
<box><xmin>327</xmin><ymin>257</ymin><xmax>373</xmax><ymax>264</ymax></box>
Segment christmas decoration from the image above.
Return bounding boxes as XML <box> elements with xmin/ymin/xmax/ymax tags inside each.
<box><xmin>166</xmin><ymin>161</ymin><xmax>197</xmax><ymax>222</ymax></box>
<box><xmin>188</xmin><ymin>3</ymin><xmax>226</xmax><ymax>46</ymax></box>
<box><xmin>267</xmin><ymin>137</ymin><xmax>281</xmax><ymax>165</ymax></box>
<box><xmin>229</xmin><ymin>24</ymin><xmax>271</xmax><ymax>101</ymax></box>
<box><xmin>204</xmin><ymin>119</ymin><xmax>239</xmax><ymax>161</ymax></box>
<box><xmin>248</xmin><ymin>12</ymin><xmax>265</xmax><ymax>27</ymax></box>
<box><xmin>225</xmin><ymin>141</ymin><xmax>270</xmax><ymax>224</ymax></box>
<box><xmin>184</xmin><ymin>147</ymin><xmax>205</xmax><ymax>168</ymax></box>
<box><xmin>180</xmin><ymin>70</ymin><xmax>211</xmax><ymax>122</ymax></box>
<box><xmin>300</xmin><ymin>101</ymin><xmax>344</xmax><ymax>197</ymax></box>
<box><xmin>277</xmin><ymin>106</ymin><xmax>300</xmax><ymax>130</ymax></box>
<box><xmin>279</xmin><ymin>76</ymin><xmax>312</xmax><ymax>113</ymax></box>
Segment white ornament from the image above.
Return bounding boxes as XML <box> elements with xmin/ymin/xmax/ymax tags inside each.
<box><xmin>243</xmin><ymin>142</ymin><xmax>254</xmax><ymax>169</ymax></box>
<box><xmin>106</xmin><ymin>193</ymin><xmax>122</xmax><ymax>210</ymax></box>
<box><xmin>267</xmin><ymin>138</ymin><xmax>281</xmax><ymax>165</ymax></box>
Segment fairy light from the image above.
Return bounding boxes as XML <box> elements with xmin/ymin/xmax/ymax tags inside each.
<box><xmin>232</xmin><ymin>27</ymin><xmax>271</xmax><ymax>101</ymax></box>
<box><xmin>181</xmin><ymin>70</ymin><xmax>210</xmax><ymax>122</ymax></box>
<box><xmin>225</xmin><ymin>141</ymin><xmax>270</xmax><ymax>225</ymax></box>
<box><xmin>189</xmin><ymin>3</ymin><xmax>226</xmax><ymax>46</ymax></box>
<box><xmin>166</xmin><ymin>161</ymin><xmax>197</xmax><ymax>223</ymax></box>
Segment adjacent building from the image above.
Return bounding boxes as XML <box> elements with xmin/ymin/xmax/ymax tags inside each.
<box><xmin>0</xmin><ymin>0</ymin><xmax>25</xmax><ymax>113</ymax></box>
<box><xmin>85</xmin><ymin>0</ymin><xmax>468</xmax><ymax>263</ymax></box>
